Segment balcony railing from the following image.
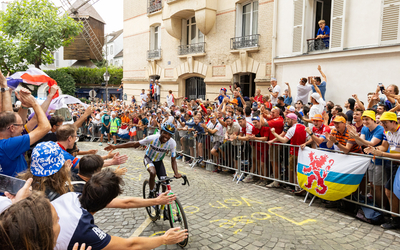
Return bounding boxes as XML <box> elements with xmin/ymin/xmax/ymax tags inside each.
<box><xmin>148</xmin><ymin>0</ymin><xmax>162</xmax><ymax>14</ymax></box>
<box><xmin>230</xmin><ymin>34</ymin><xmax>260</xmax><ymax>50</ymax></box>
<box><xmin>147</xmin><ymin>49</ymin><xmax>162</xmax><ymax>59</ymax></box>
<box><xmin>307</xmin><ymin>38</ymin><xmax>329</xmax><ymax>53</ymax></box>
<box><xmin>178</xmin><ymin>42</ymin><xmax>205</xmax><ymax>55</ymax></box>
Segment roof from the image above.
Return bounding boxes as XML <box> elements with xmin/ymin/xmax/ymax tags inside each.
<box><xmin>107</xmin><ymin>29</ymin><xmax>123</xmax><ymax>43</ymax></box>
<box><xmin>68</xmin><ymin>0</ymin><xmax>105</xmax><ymax>24</ymax></box>
<box><xmin>114</xmin><ymin>49</ymin><xmax>123</xmax><ymax>58</ymax></box>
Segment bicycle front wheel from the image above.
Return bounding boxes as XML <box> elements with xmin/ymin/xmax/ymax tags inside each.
<box><xmin>168</xmin><ymin>198</ymin><xmax>189</xmax><ymax>247</ymax></box>
<box><xmin>142</xmin><ymin>179</ymin><xmax>159</xmax><ymax>221</ymax></box>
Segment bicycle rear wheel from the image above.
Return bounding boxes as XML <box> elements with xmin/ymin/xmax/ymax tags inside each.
<box><xmin>168</xmin><ymin>198</ymin><xmax>189</xmax><ymax>247</ymax></box>
<box><xmin>142</xmin><ymin>179</ymin><xmax>159</xmax><ymax>221</ymax></box>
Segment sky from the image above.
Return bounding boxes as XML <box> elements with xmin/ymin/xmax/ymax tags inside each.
<box><xmin>53</xmin><ymin>0</ymin><xmax>124</xmax><ymax>34</ymax></box>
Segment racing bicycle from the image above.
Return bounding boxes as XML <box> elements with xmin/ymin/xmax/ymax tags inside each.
<box><xmin>143</xmin><ymin>175</ymin><xmax>190</xmax><ymax>247</ymax></box>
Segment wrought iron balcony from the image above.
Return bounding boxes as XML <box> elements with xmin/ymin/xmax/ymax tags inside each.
<box><xmin>230</xmin><ymin>34</ymin><xmax>260</xmax><ymax>50</ymax></box>
<box><xmin>148</xmin><ymin>0</ymin><xmax>162</xmax><ymax>14</ymax></box>
<box><xmin>178</xmin><ymin>42</ymin><xmax>205</xmax><ymax>55</ymax></box>
<box><xmin>307</xmin><ymin>38</ymin><xmax>329</xmax><ymax>53</ymax></box>
<box><xmin>147</xmin><ymin>49</ymin><xmax>162</xmax><ymax>60</ymax></box>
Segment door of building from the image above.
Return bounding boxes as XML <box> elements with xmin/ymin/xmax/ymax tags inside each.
<box><xmin>185</xmin><ymin>77</ymin><xmax>206</xmax><ymax>100</ymax></box>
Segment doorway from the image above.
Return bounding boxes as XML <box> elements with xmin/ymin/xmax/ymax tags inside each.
<box><xmin>233</xmin><ymin>73</ymin><xmax>256</xmax><ymax>99</ymax></box>
<box><xmin>185</xmin><ymin>77</ymin><xmax>206</xmax><ymax>100</ymax></box>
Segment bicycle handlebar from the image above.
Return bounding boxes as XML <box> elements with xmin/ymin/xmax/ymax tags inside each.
<box><xmin>158</xmin><ymin>175</ymin><xmax>190</xmax><ymax>186</ymax></box>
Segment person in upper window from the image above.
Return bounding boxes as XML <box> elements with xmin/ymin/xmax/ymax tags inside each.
<box><xmin>316</xmin><ymin>20</ymin><xmax>330</xmax><ymax>47</ymax></box>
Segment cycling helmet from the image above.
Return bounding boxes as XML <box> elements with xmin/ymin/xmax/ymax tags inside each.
<box><xmin>161</xmin><ymin>122</ymin><xmax>176</xmax><ymax>135</ymax></box>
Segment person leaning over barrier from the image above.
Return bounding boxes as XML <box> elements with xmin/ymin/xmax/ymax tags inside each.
<box><xmin>270</xmin><ymin>113</ymin><xmax>308</xmax><ymax>188</ymax></box>
<box><xmin>348</xmin><ymin>110</ymin><xmax>385</xmax><ymax>207</ymax></box>
<box><xmin>325</xmin><ymin>114</ymin><xmax>362</xmax><ymax>154</ymax></box>
<box><xmin>365</xmin><ymin>111</ymin><xmax>400</xmax><ymax>229</ymax></box>
<box><xmin>52</xmin><ymin>169</ymin><xmax>187</xmax><ymax>250</ymax></box>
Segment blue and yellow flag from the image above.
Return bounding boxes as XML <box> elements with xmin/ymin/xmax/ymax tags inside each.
<box><xmin>297</xmin><ymin>148</ymin><xmax>370</xmax><ymax>201</ymax></box>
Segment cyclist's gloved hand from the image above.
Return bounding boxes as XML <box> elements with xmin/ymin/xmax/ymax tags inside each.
<box><xmin>174</xmin><ymin>173</ymin><xmax>182</xmax><ymax>179</ymax></box>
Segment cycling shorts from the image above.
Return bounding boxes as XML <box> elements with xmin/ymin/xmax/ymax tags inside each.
<box><xmin>144</xmin><ymin>155</ymin><xmax>167</xmax><ymax>179</ymax></box>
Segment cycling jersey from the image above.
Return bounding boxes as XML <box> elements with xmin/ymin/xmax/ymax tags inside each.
<box><xmin>139</xmin><ymin>134</ymin><xmax>177</xmax><ymax>162</ymax></box>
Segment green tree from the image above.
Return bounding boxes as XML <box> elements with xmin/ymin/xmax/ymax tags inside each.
<box><xmin>44</xmin><ymin>70</ymin><xmax>76</xmax><ymax>96</ymax></box>
<box><xmin>0</xmin><ymin>0</ymin><xmax>83</xmax><ymax>69</ymax></box>
<box><xmin>0</xmin><ymin>35</ymin><xmax>28</xmax><ymax>74</ymax></box>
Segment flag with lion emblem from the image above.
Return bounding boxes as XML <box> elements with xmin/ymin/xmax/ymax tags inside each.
<box><xmin>297</xmin><ymin>148</ymin><xmax>370</xmax><ymax>201</ymax></box>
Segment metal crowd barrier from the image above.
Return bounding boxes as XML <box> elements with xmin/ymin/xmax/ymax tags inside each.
<box><xmin>174</xmin><ymin>134</ymin><xmax>400</xmax><ymax>217</ymax></box>
<box><xmin>90</xmin><ymin>123</ymin><xmax>103</xmax><ymax>142</ymax></box>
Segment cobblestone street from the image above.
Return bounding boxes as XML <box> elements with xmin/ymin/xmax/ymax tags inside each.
<box><xmin>79</xmin><ymin>142</ymin><xmax>400</xmax><ymax>250</ymax></box>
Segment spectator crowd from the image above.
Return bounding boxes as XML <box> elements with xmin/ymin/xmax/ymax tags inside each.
<box><xmin>1</xmin><ymin>63</ymin><xmax>400</xmax><ymax>249</ymax></box>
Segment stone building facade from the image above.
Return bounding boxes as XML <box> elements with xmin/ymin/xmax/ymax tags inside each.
<box><xmin>123</xmin><ymin>0</ymin><xmax>274</xmax><ymax>103</ymax></box>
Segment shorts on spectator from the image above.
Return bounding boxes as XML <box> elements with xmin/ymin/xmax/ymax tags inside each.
<box><xmin>220</xmin><ymin>141</ymin><xmax>239</xmax><ymax>159</ymax></box>
<box><xmin>367</xmin><ymin>162</ymin><xmax>385</xmax><ymax>186</ymax></box>
<box><xmin>196</xmin><ymin>134</ymin><xmax>205</xmax><ymax>144</ymax></box>
<box><xmin>137</xmin><ymin>130</ymin><xmax>144</xmax><ymax>139</ymax></box>
<box><xmin>111</xmin><ymin>132</ymin><xmax>118</xmax><ymax>136</ymax></box>
<box><xmin>212</xmin><ymin>141</ymin><xmax>222</xmax><ymax>151</ymax></box>
<box><xmin>289</xmin><ymin>154</ymin><xmax>298</xmax><ymax>172</ymax></box>
<box><xmin>101</xmin><ymin>126</ymin><xmax>109</xmax><ymax>134</ymax></box>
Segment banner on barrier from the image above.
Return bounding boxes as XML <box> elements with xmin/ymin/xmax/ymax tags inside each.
<box><xmin>297</xmin><ymin>147</ymin><xmax>370</xmax><ymax>201</ymax></box>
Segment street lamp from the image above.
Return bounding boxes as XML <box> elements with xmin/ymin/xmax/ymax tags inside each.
<box><xmin>103</xmin><ymin>70</ymin><xmax>110</xmax><ymax>107</ymax></box>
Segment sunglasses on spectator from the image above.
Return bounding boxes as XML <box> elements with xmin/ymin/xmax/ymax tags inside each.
<box><xmin>7</xmin><ymin>123</ymin><xmax>24</xmax><ymax>130</ymax></box>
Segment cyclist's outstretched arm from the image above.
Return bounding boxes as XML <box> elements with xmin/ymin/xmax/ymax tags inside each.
<box><xmin>104</xmin><ymin>141</ymin><xmax>141</xmax><ymax>151</ymax></box>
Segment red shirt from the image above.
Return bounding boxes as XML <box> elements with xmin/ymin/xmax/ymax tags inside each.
<box><xmin>312</xmin><ymin>124</ymin><xmax>330</xmax><ymax>137</ymax></box>
<box><xmin>264</xmin><ymin>102</ymin><xmax>273</xmax><ymax>109</ymax></box>
<box><xmin>254</xmin><ymin>95</ymin><xmax>263</xmax><ymax>103</ymax></box>
<box><xmin>251</xmin><ymin>126</ymin><xmax>271</xmax><ymax>149</ymax></box>
<box><xmin>266</xmin><ymin>116</ymin><xmax>284</xmax><ymax>140</ymax></box>
<box><xmin>285</xmin><ymin>123</ymin><xmax>307</xmax><ymax>156</ymax></box>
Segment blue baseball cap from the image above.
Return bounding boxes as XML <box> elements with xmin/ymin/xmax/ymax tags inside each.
<box><xmin>252</xmin><ymin>116</ymin><xmax>260</xmax><ymax>121</ymax></box>
<box><xmin>31</xmin><ymin>141</ymin><xmax>65</xmax><ymax>177</ymax></box>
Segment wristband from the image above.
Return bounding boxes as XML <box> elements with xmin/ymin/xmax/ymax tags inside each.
<box><xmin>21</xmin><ymin>105</ymin><xmax>29</xmax><ymax>110</ymax></box>
<box><xmin>236</xmin><ymin>136</ymin><xmax>238</xmax><ymax>140</ymax></box>
<box><xmin>309</xmin><ymin>132</ymin><xmax>314</xmax><ymax>136</ymax></box>
<box><xmin>334</xmin><ymin>141</ymin><xmax>339</xmax><ymax>145</ymax></box>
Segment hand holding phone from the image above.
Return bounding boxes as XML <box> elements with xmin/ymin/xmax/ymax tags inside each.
<box><xmin>0</xmin><ymin>174</ymin><xmax>27</xmax><ymax>196</ymax></box>
<box><xmin>378</xmin><ymin>83</ymin><xmax>385</xmax><ymax>94</ymax></box>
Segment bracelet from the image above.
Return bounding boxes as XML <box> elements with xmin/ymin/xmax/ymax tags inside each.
<box><xmin>21</xmin><ymin>106</ymin><xmax>29</xmax><ymax>110</ymax></box>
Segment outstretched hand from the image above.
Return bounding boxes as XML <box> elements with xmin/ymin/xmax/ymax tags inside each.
<box><xmin>104</xmin><ymin>144</ymin><xmax>116</xmax><ymax>151</ymax></box>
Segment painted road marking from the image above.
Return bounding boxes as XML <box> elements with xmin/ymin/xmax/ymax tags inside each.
<box><xmin>130</xmin><ymin>217</ymin><xmax>152</xmax><ymax>238</ymax></box>
<box><xmin>268</xmin><ymin>207</ymin><xmax>316</xmax><ymax>226</ymax></box>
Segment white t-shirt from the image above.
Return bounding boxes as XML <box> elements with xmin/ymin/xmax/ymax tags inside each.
<box><xmin>155</xmin><ymin>83</ymin><xmax>161</xmax><ymax>95</ymax></box>
<box><xmin>166</xmin><ymin>115</ymin><xmax>174</xmax><ymax>124</ymax></box>
<box><xmin>207</xmin><ymin>121</ymin><xmax>224</xmax><ymax>142</ymax></box>
<box><xmin>296</xmin><ymin>84</ymin><xmax>313</xmax><ymax>104</ymax></box>
<box><xmin>271</xmin><ymin>85</ymin><xmax>281</xmax><ymax>105</ymax></box>
<box><xmin>0</xmin><ymin>197</ymin><xmax>12</xmax><ymax>214</ymax></box>
<box><xmin>166</xmin><ymin>94</ymin><xmax>174</xmax><ymax>107</ymax></box>
<box><xmin>52</xmin><ymin>192</ymin><xmax>111</xmax><ymax>250</ymax></box>
<box><xmin>245</xmin><ymin>116</ymin><xmax>253</xmax><ymax>125</ymax></box>
<box><xmin>92</xmin><ymin>113</ymin><xmax>101</xmax><ymax>124</ymax></box>
<box><xmin>140</xmin><ymin>93</ymin><xmax>148</xmax><ymax>104</ymax></box>
<box><xmin>308</xmin><ymin>103</ymin><xmax>325</xmax><ymax>129</ymax></box>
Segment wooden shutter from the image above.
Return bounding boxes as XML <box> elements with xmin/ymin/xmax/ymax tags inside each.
<box><xmin>292</xmin><ymin>0</ymin><xmax>305</xmax><ymax>53</ymax></box>
<box><xmin>330</xmin><ymin>0</ymin><xmax>346</xmax><ymax>50</ymax></box>
<box><xmin>381</xmin><ymin>0</ymin><xmax>400</xmax><ymax>43</ymax></box>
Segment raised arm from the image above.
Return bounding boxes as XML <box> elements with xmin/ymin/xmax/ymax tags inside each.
<box><xmin>285</xmin><ymin>82</ymin><xmax>292</xmax><ymax>98</ymax></box>
<box><xmin>317</xmin><ymin>65</ymin><xmax>327</xmax><ymax>82</ymax></box>
<box><xmin>74</xmin><ymin>106</ymin><xmax>94</xmax><ymax>129</ymax></box>
<box><xmin>1</xmin><ymin>70</ymin><xmax>12</xmax><ymax>112</ymax></box>
<box><xmin>311</xmin><ymin>78</ymin><xmax>322</xmax><ymax>98</ymax></box>
<box><xmin>352</xmin><ymin>94</ymin><xmax>365</xmax><ymax>111</ymax></box>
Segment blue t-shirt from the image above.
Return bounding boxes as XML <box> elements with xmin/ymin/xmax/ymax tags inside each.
<box><xmin>142</xmin><ymin>117</ymin><xmax>149</xmax><ymax>135</ymax></box>
<box><xmin>236</xmin><ymin>97</ymin><xmax>243</xmax><ymax>108</ymax></box>
<box><xmin>362</xmin><ymin>125</ymin><xmax>385</xmax><ymax>165</ymax></box>
<box><xmin>317</xmin><ymin>26</ymin><xmax>330</xmax><ymax>45</ymax></box>
<box><xmin>312</xmin><ymin>81</ymin><xmax>327</xmax><ymax>100</ymax></box>
<box><xmin>101</xmin><ymin>114</ymin><xmax>110</xmax><ymax>126</ymax></box>
<box><xmin>284</xmin><ymin>96</ymin><xmax>293</xmax><ymax>106</ymax></box>
<box><xmin>0</xmin><ymin>134</ymin><xmax>30</xmax><ymax>177</ymax></box>
<box><xmin>218</xmin><ymin>95</ymin><xmax>229</xmax><ymax>105</ymax></box>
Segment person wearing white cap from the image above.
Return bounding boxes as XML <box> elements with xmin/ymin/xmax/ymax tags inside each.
<box><xmin>268</xmin><ymin>77</ymin><xmax>281</xmax><ymax>106</ymax></box>
<box><xmin>302</xmin><ymin>78</ymin><xmax>326</xmax><ymax>130</ymax></box>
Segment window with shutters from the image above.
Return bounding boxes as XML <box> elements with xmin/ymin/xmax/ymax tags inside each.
<box><xmin>179</xmin><ymin>16</ymin><xmax>205</xmax><ymax>55</ymax></box>
<box><xmin>380</xmin><ymin>0</ymin><xmax>400</xmax><ymax>44</ymax></box>
<box><xmin>148</xmin><ymin>25</ymin><xmax>162</xmax><ymax>59</ymax></box>
<box><xmin>232</xmin><ymin>1</ymin><xmax>260</xmax><ymax>50</ymax></box>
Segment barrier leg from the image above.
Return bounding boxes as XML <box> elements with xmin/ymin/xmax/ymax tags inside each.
<box><xmin>308</xmin><ymin>195</ymin><xmax>316</xmax><ymax>207</ymax></box>
<box><xmin>303</xmin><ymin>192</ymin><xmax>309</xmax><ymax>203</ymax></box>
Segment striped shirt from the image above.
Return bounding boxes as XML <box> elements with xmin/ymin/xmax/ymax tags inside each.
<box><xmin>140</xmin><ymin>134</ymin><xmax>176</xmax><ymax>162</ymax></box>
<box><xmin>383</xmin><ymin>125</ymin><xmax>400</xmax><ymax>154</ymax></box>
<box><xmin>331</xmin><ymin>127</ymin><xmax>362</xmax><ymax>153</ymax></box>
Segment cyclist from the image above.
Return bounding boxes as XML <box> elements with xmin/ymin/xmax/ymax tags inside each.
<box><xmin>104</xmin><ymin>122</ymin><xmax>182</xmax><ymax>193</ymax></box>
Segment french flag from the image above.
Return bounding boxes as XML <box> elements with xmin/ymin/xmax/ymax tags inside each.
<box><xmin>7</xmin><ymin>68</ymin><xmax>59</xmax><ymax>98</ymax></box>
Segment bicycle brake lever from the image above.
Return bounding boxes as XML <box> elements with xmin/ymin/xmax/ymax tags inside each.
<box><xmin>182</xmin><ymin>175</ymin><xmax>190</xmax><ymax>186</ymax></box>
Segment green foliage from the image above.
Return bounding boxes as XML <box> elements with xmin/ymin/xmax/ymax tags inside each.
<box><xmin>79</xmin><ymin>97</ymin><xmax>91</xmax><ymax>104</ymax></box>
<box><xmin>44</xmin><ymin>69</ymin><xmax>76</xmax><ymax>96</ymax></box>
<box><xmin>57</xmin><ymin>67</ymin><xmax>123</xmax><ymax>85</ymax></box>
<box><xmin>0</xmin><ymin>0</ymin><xmax>83</xmax><ymax>69</ymax></box>
<box><xmin>0</xmin><ymin>35</ymin><xmax>28</xmax><ymax>75</ymax></box>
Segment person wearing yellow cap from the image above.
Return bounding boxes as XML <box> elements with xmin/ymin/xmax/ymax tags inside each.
<box><xmin>348</xmin><ymin>109</ymin><xmax>385</xmax><ymax>207</ymax></box>
<box><xmin>364</xmin><ymin>111</ymin><xmax>400</xmax><ymax>229</ymax></box>
<box><xmin>326</xmin><ymin>115</ymin><xmax>362</xmax><ymax>153</ymax></box>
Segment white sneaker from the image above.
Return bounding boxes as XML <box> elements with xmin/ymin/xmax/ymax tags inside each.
<box><xmin>243</xmin><ymin>175</ymin><xmax>254</xmax><ymax>183</ymax></box>
<box><xmin>266</xmin><ymin>181</ymin><xmax>280</xmax><ymax>188</ymax></box>
<box><xmin>99</xmin><ymin>142</ymin><xmax>103</xmax><ymax>146</ymax></box>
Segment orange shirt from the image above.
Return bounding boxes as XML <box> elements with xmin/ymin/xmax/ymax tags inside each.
<box><xmin>121</xmin><ymin>116</ymin><xmax>130</xmax><ymax>124</ymax></box>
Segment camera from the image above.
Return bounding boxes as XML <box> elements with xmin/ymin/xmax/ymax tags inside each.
<box><xmin>378</xmin><ymin>83</ymin><xmax>385</xmax><ymax>94</ymax></box>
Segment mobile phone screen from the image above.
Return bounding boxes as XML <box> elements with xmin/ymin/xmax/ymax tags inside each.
<box><xmin>0</xmin><ymin>174</ymin><xmax>26</xmax><ymax>195</ymax></box>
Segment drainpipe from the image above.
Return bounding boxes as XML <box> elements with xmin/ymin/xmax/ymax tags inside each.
<box><xmin>271</xmin><ymin>0</ymin><xmax>278</xmax><ymax>79</ymax></box>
